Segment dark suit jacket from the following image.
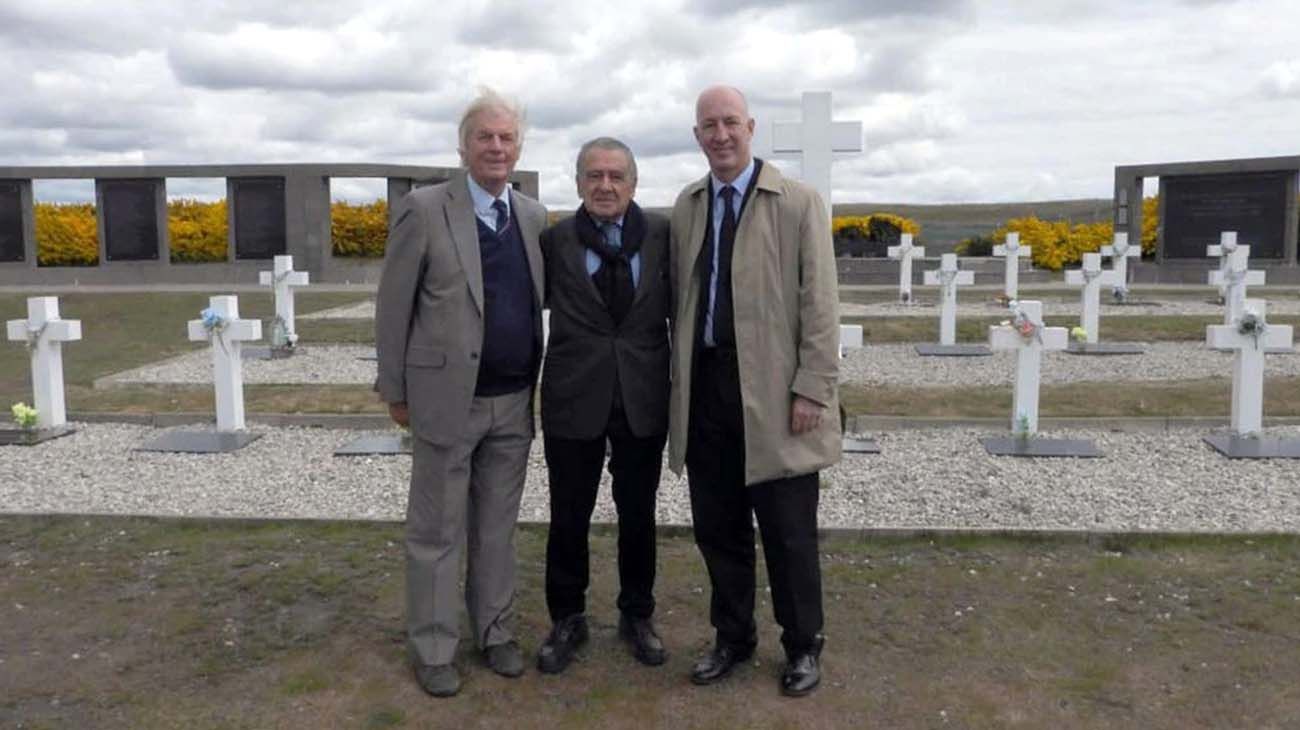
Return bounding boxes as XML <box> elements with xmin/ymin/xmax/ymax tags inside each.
<box><xmin>374</xmin><ymin>171</ymin><xmax>547</xmax><ymax>446</ymax></box>
<box><xmin>540</xmin><ymin>209</ymin><xmax>671</xmax><ymax>440</ymax></box>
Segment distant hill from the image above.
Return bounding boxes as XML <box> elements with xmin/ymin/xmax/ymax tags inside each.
<box><xmin>557</xmin><ymin>198</ymin><xmax>1115</xmax><ymax>255</ymax></box>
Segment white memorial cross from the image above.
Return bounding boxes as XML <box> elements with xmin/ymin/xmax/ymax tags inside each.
<box><xmin>989</xmin><ymin>300</ymin><xmax>1068</xmax><ymax>436</ymax></box>
<box><xmin>1100</xmin><ymin>232</ymin><xmax>1140</xmax><ymax>299</ymax></box>
<box><xmin>187</xmin><ymin>295</ymin><xmax>262</xmax><ymax>432</ymax></box>
<box><xmin>992</xmin><ymin>233</ymin><xmax>1032</xmax><ymax>300</ymax></box>
<box><xmin>1206</xmin><ymin>300</ymin><xmax>1294</xmax><ymax>436</ymax></box>
<box><xmin>923</xmin><ymin>253</ymin><xmax>974</xmax><ymax>346</ymax></box>
<box><xmin>258</xmin><ymin>255</ymin><xmax>309</xmax><ymax>346</ymax></box>
<box><xmin>1206</xmin><ymin>231</ymin><xmax>1239</xmax><ymax>301</ymax></box>
<box><xmin>886</xmin><ymin>233</ymin><xmax>925</xmax><ymax>304</ymax></box>
<box><xmin>1064</xmin><ymin>253</ymin><xmax>1120</xmax><ymax>345</ymax></box>
<box><xmin>771</xmin><ymin>90</ymin><xmax>864</xmax><ymax>220</ymax></box>
<box><xmin>1209</xmin><ymin>245</ymin><xmax>1266</xmax><ymax>325</ymax></box>
<box><xmin>839</xmin><ymin>324</ymin><xmax>863</xmax><ymax>359</ymax></box>
<box><xmin>6</xmin><ymin>297</ymin><xmax>81</xmax><ymax>429</ymax></box>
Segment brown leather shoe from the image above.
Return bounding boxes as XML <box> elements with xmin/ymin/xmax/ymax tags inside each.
<box><xmin>414</xmin><ymin>663</ymin><xmax>461</xmax><ymax>697</ymax></box>
<box><xmin>618</xmin><ymin>614</ymin><xmax>666</xmax><ymax>666</ymax></box>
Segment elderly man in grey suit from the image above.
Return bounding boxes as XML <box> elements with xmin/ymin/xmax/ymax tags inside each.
<box><xmin>374</xmin><ymin>88</ymin><xmax>547</xmax><ymax>698</ymax></box>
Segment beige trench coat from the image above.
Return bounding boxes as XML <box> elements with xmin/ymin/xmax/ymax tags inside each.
<box><xmin>667</xmin><ymin>161</ymin><xmax>842</xmax><ymax>485</ymax></box>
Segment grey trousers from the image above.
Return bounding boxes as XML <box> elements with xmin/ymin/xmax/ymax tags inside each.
<box><xmin>405</xmin><ymin>388</ymin><xmax>533</xmax><ymax>667</ymax></box>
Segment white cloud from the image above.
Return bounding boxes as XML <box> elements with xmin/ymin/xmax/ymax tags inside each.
<box><xmin>1261</xmin><ymin>60</ymin><xmax>1300</xmax><ymax>98</ymax></box>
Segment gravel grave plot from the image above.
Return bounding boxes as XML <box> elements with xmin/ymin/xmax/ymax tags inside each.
<box><xmin>839</xmin><ymin>342</ymin><xmax>1300</xmax><ymax>388</ymax></box>
<box><xmin>842</xmin><ymin>296</ymin><xmax>1300</xmax><ymax>318</ymax></box>
<box><xmin>93</xmin><ymin>342</ymin><xmax>1299</xmax><ymax>389</ymax></box>
<box><xmin>4</xmin><ymin>422</ymin><xmax>1300</xmax><ymax>532</ymax></box>
<box><xmin>96</xmin><ymin>346</ymin><xmax>379</xmax><ymax>387</ymax></box>
<box><xmin>302</xmin><ymin>297</ymin><xmax>1300</xmax><ymax>321</ymax></box>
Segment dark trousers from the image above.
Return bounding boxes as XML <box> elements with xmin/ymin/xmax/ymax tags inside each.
<box><xmin>543</xmin><ymin>407</ymin><xmax>666</xmax><ymax>622</ymax></box>
<box><xmin>686</xmin><ymin>347</ymin><xmax>824</xmax><ymax>657</ymax></box>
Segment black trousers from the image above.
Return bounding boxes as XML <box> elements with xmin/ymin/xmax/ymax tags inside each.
<box><xmin>686</xmin><ymin>347</ymin><xmax>824</xmax><ymax>657</ymax></box>
<box><xmin>543</xmin><ymin>407</ymin><xmax>666</xmax><ymax>622</ymax></box>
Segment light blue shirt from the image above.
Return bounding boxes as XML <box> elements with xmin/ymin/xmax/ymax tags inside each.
<box><xmin>704</xmin><ymin>157</ymin><xmax>755</xmax><ymax>347</ymax></box>
<box><xmin>584</xmin><ymin>213</ymin><xmax>641</xmax><ymax>288</ymax></box>
<box><xmin>466</xmin><ymin>175</ymin><xmax>511</xmax><ymax>231</ymax></box>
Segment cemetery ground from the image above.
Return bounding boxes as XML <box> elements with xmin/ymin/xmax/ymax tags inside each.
<box><xmin>6</xmin><ymin>515</ymin><xmax>1300</xmax><ymax>729</ymax></box>
<box><xmin>3</xmin><ymin>288</ymin><xmax>1300</xmax><ymax>419</ymax></box>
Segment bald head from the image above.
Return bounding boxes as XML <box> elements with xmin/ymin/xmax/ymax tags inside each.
<box><xmin>693</xmin><ymin>85</ymin><xmax>755</xmax><ymax>182</ymax></box>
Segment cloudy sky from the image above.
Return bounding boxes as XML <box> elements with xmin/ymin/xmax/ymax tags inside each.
<box><xmin>2</xmin><ymin>0</ymin><xmax>1298</xmax><ymax>208</ymax></box>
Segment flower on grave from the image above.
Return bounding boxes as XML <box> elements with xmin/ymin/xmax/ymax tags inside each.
<box><xmin>1237</xmin><ymin>306</ymin><xmax>1267</xmax><ymax>349</ymax></box>
<box><xmin>1071</xmin><ymin>326</ymin><xmax>1087</xmax><ymax>342</ymax></box>
<box><xmin>1014</xmin><ymin>412</ymin><xmax>1031</xmax><ymax>438</ymax></box>
<box><xmin>269</xmin><ymin>315</ymin><xmax>296</xmax><ymax>348</ymax></box>
<box><xmin>899</xmin><ymin>291</ymin><xmax>911</xmax><ymax>304</ymax></box>
<box><xmin>200</xmin><ymin>307</ymin><xmax>227</xmax><ymax>334</ymax></box>
<box><xmin>11</xmin><ymin>402</ymin><xmax>38</xmax><ymax>430</ymax></box>
<box><xmin>1111</xmin><ymin>287</ymin><xmax>1128</xmax><ymax>304</ymax></box>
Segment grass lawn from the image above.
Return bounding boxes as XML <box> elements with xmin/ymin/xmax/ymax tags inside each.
<box><xmin>3</xmin><ymin>515</ymin><xmax>1300</xmax><ymax>728</ymax></box>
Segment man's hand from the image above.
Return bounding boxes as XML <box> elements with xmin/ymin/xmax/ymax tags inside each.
<box><xmin>790</xmin><ymin>395</ymin><xmax>824</xmax><ymax>435</ymax></box>
<box><xmin>388</xmin><ymin>402</ymin><xmax>410</xmax><ymax>428</ymax></box>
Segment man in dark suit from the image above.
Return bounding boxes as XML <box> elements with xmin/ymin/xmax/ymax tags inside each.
<box><xmin>534</xmin><ymin>137</ymin><xmax>672</xmax><ymax>674</ymax></box>
<box><xmin>374</xmin><ymin>89</ymin><xmax>546</xmax><ymax>698</ymax></box>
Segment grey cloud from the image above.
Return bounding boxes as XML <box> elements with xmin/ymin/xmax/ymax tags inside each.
<box><xmin>692</xmin><ymin>0</ymin><xmax>973</xmax><ymax>23</ymax></box>
<box><xmin>455</xmin><ymin>0</ymin><xmax>575</xmax><ymax>51</ymax></box>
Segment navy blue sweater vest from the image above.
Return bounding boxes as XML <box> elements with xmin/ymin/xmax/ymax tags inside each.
<box><xmin>475</xmin><ymin>211</ymin><xmax>537</xmax><ymax>396</ymax></box>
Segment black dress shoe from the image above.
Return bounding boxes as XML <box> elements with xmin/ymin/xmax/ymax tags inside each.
<box><xmin>780</xmin><ymin>635</ymin><xmax>825</xmax><ymax>697</ymax></box>
<box><xmin>414</xmin><ymin>663</ymin><xmax>461</xmax><ymax>697</ymax></box>
<box><xmin>619</xmin><ymin>614</ymin><xmax>666</xmax><ymax>666</ymax></box>
<box><xmin>690</xmin><ymin>644</ymin><xmax>753</xmax><ymax>685</ymax></box>
<box><xmin>536</xmin><ymin>614</ymin><xmax>588</xmax><ymax>674</ymax></box>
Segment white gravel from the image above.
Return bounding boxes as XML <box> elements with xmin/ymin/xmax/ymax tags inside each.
<box><xmin>4</xmin><ymin>422</ymin><xmax>1300</xmax><ymax>532</ymax></box>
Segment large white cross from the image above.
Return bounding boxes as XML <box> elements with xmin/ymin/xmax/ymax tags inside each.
<box><xmin>1208</xmin><ymin>245</ymin><xmax>1266</xmax><ymax>325</ymax></box>
<box><xmin>6</xmin><ymin>297</ymin><xmax>81</xmax><ymax>429</ymax></box>
<box><xmin>258</xmin><ymin>255</ymin><xmax>309</xmax><ymax>346</ymax></box>
<box><xmin>992</xmin><ymin>233</ymin><xmax>1032</xmax><ymax>300</ymax></box>
<box><xmin>1064</xmin><ymin>253</ymin><xmax>1120</xmax><ymax>345</ymax></box>
<box><xmin>771</xmin><ymin>91</ymin><xmax>864</xmax><ymax>221</ymax></box>
<box><xmin>886</xmin><ymin>233</ymin><xmax>925</xmax><ymax>304</ymax></box>
<box><xmin>1100</xmin><ymin>232</ymin><xmax>1140</xmax><ymax>299</ymax></box>
<box><xmin>923</xmin><ymin>253</ymin><xmax>974</xmax><ymax>346</ymax></box>
<box><xmin>1206</xmin><ymin>299</ymin><xmax>1293</xmax><ymax>436</ymax></box>
<box><xmin>989</xmin><ymin>300</ymin><xmax>1068</xmax><ymax>436</ymax></box>
<box><xmin>187</xmin><ymin>295</ymin><xmax>262</xmax><ymax>432</ymax></box>
<box><xmin>839</xmin><ymin>324</ymin><xmax>863</xmax><ymax>359</ymax></box>
<box><xmin>1206</xmin><ymin>231</ymin><xmax>1239</xmax><ymax>301</ymax></box>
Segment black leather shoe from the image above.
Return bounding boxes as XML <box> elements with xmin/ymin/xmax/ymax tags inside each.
<box><xmin>780</xmin><ymin>635</ymin><xmax>825</xmax><ymax>697</ymax></box>
<box><xmin>619</xmin><ymin>614</ymin><xmax>666</xmax><ymax>666</ymax></box>
<box><xmin>536</xmin><ymin>614</ymin><xmax>588</xmax><ymax>674</ymax></box>
<box><xmin>690</xmin><ymin>644</ymin><xmax>753</xmax><ymax>685</ymax></box>
<box><xmin>414</xmin><ymin>663</ymin><xmax>461</xmax><ymax>697</ymax></box>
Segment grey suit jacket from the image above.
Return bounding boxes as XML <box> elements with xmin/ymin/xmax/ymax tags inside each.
<box><xmin>539</xmin><ymin>210</ymin><xmax>671</xmax><ymax>440</ymax></box>
<box><xmin>374</xmin><ymin>171</ymin><xmax>547</xmax><ymax>446</ymax></box>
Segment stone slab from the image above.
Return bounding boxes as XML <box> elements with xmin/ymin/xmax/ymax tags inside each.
<box><xmin>1065</xmin><ymin>342</ymin><xmax>1147</xmax><ymax>356</ymax></box>
<box><xmin>842</xmin><ymin>437</ymin><xmax>881</xmax><ymax>454</ymax></box>
<box><xmin>0</xmin><ymin>425</ymin><xmax>75</xmax><ymax>446</ymax></box>
<box><xmin>334</xmin><ymin>433</ymin><xmax>412</xmax><ymax>456</ymax></box>
<box><xmin>1202</xmin><ymin>434</ymin><xmax>1300</xmax><ymax>459</ymax></box>
<box><xmin>914</xmin><ymin>343</ymin><xmax>992</xmax><ymax>357</ymax></box>
<box><xmin>980</xmin><ymin>437</ymin><xmax>1103</xmax><ymax>458</ymax></box>
<box><xmin>135</xmin><ymin>431</ymin><xmax>262</xmax><ymax>453</ymax></box>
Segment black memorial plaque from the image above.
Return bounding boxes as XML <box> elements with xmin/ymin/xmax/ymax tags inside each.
<box><xmin>232</xmin><ymin>178</ymin><xmax>287</xmax><ymax>259</ymax></box>
<box><xmin>1162</xmin><ymin>172</ymin><xmax>1288</xmax><ymax>259</ymax></box>
<box><xmin>981</xmin><ymin>437</ymin><xmax>1103</xmax><ymax>458</ymax></box>
<box><xmin>102</xmin><ymin>179</ymin><xmax>161</xmax><ymax>261</ymax></box>
<box><xmin>0</xmin><ymin>181</ymin><xmax>24</xmax><ymax>262</ymax></box>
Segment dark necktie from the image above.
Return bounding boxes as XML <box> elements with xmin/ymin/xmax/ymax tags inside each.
<box><xmin>713</xmin><ymin>185</ymin><xmax>737</xmax><ymax>346</ymax></box>
<box><xmin>492</xmin><ymin>199</ymin><xmax>509</xmax><ymax>234</ymax></box>
<box><xmin>601</xmin><ymin>221</ymin><xmax>636</xmax><ymax>324</ymax></box>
